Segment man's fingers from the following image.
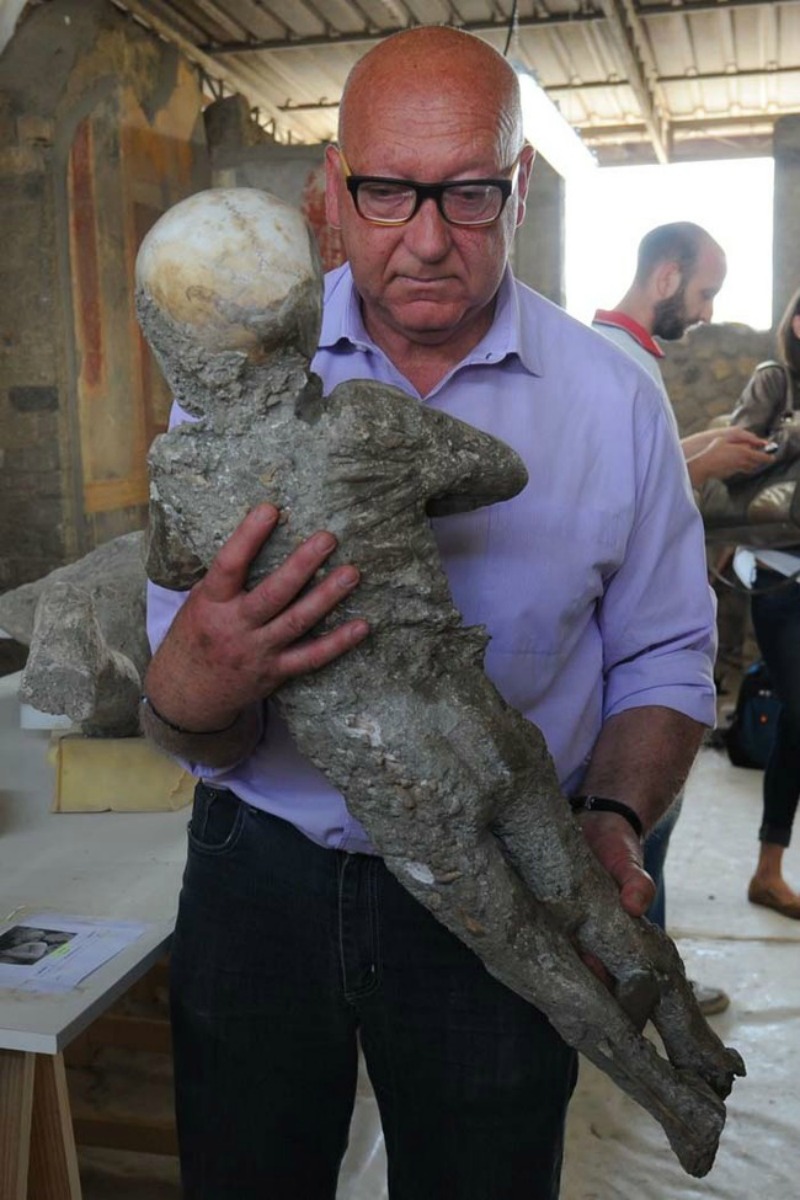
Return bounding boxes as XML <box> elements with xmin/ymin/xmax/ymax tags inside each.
<box><xmin>242</xmin><ymin>531</ymin><xmax>349</xmax><ymax>628</ymax></box>
<box><xmin>730</xmin><ymin>428</ymin><xmax>771</xmax><ymax>447</ymax></box>
<box><xmin>275</xmin><ymin>617</ymin><xmax>371</xmax><ymax>680</ymax></box>
<box><xmin>252</xmin><ymin>564</ymin><xmax>363</xmax><ymax>657</ymax></box>
<box><xmin>578</xmin><ymin>815</ymin><xmax>655</xmax><ymax>918</ymax></box>
<box><xmin>202</xmin><ymin>504</ymin><xmax>281</xmax><ymax>602</ymax></box>
<box><xmin>600</xmin><ymin>836</ymin><xmax>654</xmax><ymax>917</ymax></box>
<box><xmin>617</xmin><ymin>867</ymin><xmax>656</xmax><ymax>919</ymax></box>
<box><xmin>576</xmin><ymin>948</ymin><xmax>613</xmax><ymax>989</ymax></box>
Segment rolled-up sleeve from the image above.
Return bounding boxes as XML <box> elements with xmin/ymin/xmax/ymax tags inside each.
<box><xmin>600</xmin><ymin>400</ymin><xmax>718</xmax><ymax>727</ymax></box>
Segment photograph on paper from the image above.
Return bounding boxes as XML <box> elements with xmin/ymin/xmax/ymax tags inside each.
<box><xmin>0</xmin><ymin>924</ymin><xmax>76</xmax><ymax>965</ymax></box>
<box><xmin>0</xmin><ymin>911</ymin><xmax>147</xmax><ymax>992</ymax></box>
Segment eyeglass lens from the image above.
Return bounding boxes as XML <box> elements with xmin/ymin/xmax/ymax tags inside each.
<box><xmin>356</xmin><ymin>181</ymin><xmax>506</xmax><ymax>226</ymax></box>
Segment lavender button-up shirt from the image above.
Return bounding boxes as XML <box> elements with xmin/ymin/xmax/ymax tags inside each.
<box><xmin>147</xmin><ymin>265</ymin><xmax>717</xmax><ymax>854</ymax></box>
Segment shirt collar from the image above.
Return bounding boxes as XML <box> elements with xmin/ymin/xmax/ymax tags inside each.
<box><xmin>593</xmin><ymin>309</ymin><xmax>665</xmax><ymax>360</ymax></box>
<box><xmin>319</xmin><ymin>264</ymin><xmax>542</xmax><ymax>377</ymax></box>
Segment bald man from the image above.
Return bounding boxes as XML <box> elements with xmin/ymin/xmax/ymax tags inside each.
<box><xmin>145</xmin><ymin>28</ymin><xmax>717</xmax><ymax>1199</ymax></box>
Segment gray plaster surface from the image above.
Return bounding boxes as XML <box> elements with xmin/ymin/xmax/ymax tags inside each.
<box><xmin>0</xmin><ymin>532</ymin><xmax>148</xmax><ymax>735</ymax></box>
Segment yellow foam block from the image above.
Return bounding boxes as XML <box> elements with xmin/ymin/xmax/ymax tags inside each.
<box><xmin>50</xmin><ymin>734</ymin><xmax>194</xmax><ymax>812</ymax></box>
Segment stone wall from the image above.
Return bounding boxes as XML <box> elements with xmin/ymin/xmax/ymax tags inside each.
<box><xmin>661</xmin><ymin>321</ymin><xmax>776</xmax><ymax>683</ymax></box>
<box><xmin>208</xmin><ymin>132</ymin><xmax>345</xmax><ymax>273</ymax></box>
<box><xmin>0</xmin><ymin>0</ymin><xmax>208</xmax><ymax>590</ymax></box>
<box><xmin>661</xmin><ymin>321</ymin><xmax>774</xmax><ymax>435</ymax></box>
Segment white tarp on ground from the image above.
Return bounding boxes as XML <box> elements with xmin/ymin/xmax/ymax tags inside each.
<box><xmin>337</xmin><ymin>745</ymin><xmax>800</xmax><ymax>1200</ymax></box>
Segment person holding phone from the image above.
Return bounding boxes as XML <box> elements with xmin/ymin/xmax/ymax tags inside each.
<box><xmin>730</xmin><ymin>286</ymin><xmax>800</xmax><ymax>919</ymax></box>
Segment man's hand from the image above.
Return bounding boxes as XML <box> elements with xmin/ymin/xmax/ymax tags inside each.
<box><xmin>576</xmin><ymin>705</ymin><xmax>705</xmax><ymax>917</ymax></box>
<box><xmin>145</xmin><ymin>503</ymin><xmax>369</xmax><ymax>733</ymax></box>
<box><xmin>570</xmin><ymin>810</ymin><xmax>655</xmax><ymax>994</ymax></box>
<box><xmin>575</xmin><ymin>811</ymin><xmax>655</xmax><ymax>918</ymax></box>
<box><xmin>683</xmin><ymin>426</ymin><xmax>774</xmax><ymax>487</ymax></box>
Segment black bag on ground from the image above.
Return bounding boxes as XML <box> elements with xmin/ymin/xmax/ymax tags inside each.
<box><xmin>724</xmin><ymin>660</ymin><xmax>781</xmax><ymax>769</ymax></box>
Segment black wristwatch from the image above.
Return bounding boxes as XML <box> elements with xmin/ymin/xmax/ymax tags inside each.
<box><xmin>569</xmin><ymin>795</ymin><xmax>644</xmax><ymax>840</ymax></box>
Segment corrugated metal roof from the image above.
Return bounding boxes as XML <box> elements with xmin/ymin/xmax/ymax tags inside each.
<box><xmin>110</xmin><ymin>0</ymin><xmax>800</xmax><ymax>164</ymax></box>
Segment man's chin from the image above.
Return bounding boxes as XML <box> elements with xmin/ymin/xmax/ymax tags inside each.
<box><xmin>384</xmin><ymin>301</ymin><xmax>471</xmax><ymax>342</ymax></box>
<box><xmin>654</xmin><ymin>321</ymin><xmax>688</xmax><ymax>342</ymax></box>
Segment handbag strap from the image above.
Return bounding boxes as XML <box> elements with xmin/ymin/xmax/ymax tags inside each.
<box><xmin>784</xmin><ymin>365</ymin><xmax>796</xmax><ymax>418</ymax></box>
<box><xmin>710</xmin><ymin>559</ymin><xmax>800</xmax><ymax>594</ymax></box>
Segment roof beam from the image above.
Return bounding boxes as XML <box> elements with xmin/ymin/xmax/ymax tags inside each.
<box><xmin>584</xmin><ymin>113</ymin><xmax>777</xmax><ymax>142</ymax></box>
<box><xmin>110</xmin><ymin>0</ymin><xmax>288</xmax><ymax>129</ymax></box>
<box><xmin>555</xmin><ymin>65</ymin><xmax>800</xmax><ymax>94</ymax></box>
<box><xmin>596</xmin><ymin>0</ymin><xmax>670</xmax><ymax>162</ymax></box>
<box><xmin>198</xmin><ymin>14</ymin><xmax>597</xmax><ymax>54</ymax></box>
<box><xmin>196</xmin><ymin>2</ymin><xmax>780</xmax><ymax>55</ymax></box>
<box><xmin>278</xmin><ymin>62</ymin><xmax>800</xmax><ymax>109</ymax></box>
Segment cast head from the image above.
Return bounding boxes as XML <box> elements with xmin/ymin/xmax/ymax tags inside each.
<box><xmin>135</xmin><ymin>188</ymin><xmax>323</xmax><ymax>412</ymax></box>
<box><xmin>635</xmin><ymin>222</ymin><xmax>727</xmax><ymax>341</ymax></box>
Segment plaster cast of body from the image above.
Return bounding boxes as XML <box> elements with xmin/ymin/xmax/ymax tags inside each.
<box><xmin>136</xmin><ymin>188</ymin><xmax>744</xmax><ymax>1176</ymax></box>
<box><xmin>0</xmin><ymin>532</ymin><xmax>148</xmax><ymax>736</ymax></box>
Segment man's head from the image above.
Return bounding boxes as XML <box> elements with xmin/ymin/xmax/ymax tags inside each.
<box><xmin>634</xmin><ymin>222</ymin><xmax>727</xmax><ymax>340</ymax></box>
<box><xmin>325</xmin><ymin>27</ymin><xmax>535</xmax><ymax>358</ymax></box>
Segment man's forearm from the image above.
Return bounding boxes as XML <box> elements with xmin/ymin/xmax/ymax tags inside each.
<box><xmin>579</xmin><ymin>706</ymin><xmax>706</xmax><ymax>836</ymax></box>
<box><xmin>139</xmin><ymin>692</ymin><xmax>262</xmax><ymax>769</ymax></box>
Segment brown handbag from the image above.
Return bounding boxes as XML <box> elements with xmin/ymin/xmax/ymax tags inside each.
<box><xmin>699</xmin><ymin>363</ymin><xmax>800</xmax><ymax>547</ymax></box>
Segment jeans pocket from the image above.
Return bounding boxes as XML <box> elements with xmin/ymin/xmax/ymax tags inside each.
<box><xmin>187</xmin><ymin>783</ymin><xmax>246</xmax><ymax>855</ymax></box>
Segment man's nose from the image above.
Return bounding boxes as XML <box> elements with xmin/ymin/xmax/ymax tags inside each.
<box><xmin>405</xmin><ymin>197</ymin><xmax>452</xmax><ymax>256</ymax></box>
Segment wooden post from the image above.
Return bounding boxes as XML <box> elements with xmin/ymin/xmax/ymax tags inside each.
<box><xmin>28</xmin><ymin>1054</ymin><xmax>82</xmax><ymax>1199</ymax></box>
<box><xmin>0</xmin><ymin>1049</ymin><xmax>35</xmax><ymax>1200</ymax></box>
<box><xmin>0</xmin><ymin>1050</ymin><xmax>82</xmax><ymax>1200</ymax></box>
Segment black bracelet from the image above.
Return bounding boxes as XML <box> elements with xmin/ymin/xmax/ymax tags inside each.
<box><xmin>139</xmin><ymin>694</ymin><xmax>238</xmax><ymax>736</ymax></box>
<box><xmin>569</xmin><ymin>795</ymin><xmax>644</xmax><ymax>840</ymax></box>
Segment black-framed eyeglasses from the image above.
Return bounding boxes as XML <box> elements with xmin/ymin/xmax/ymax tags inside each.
<box><xmin>339</xmin><ymin>150</ymin><xmax>521</xmax><ymax>228</ymax></box>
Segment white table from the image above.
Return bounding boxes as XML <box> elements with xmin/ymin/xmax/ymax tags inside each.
<box><xmin>0</xmin><ymin>672</ymin><xmax>188</xmax><ymax>1198</ymax></box>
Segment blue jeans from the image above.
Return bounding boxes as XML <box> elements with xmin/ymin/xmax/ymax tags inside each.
<box><xmin>751</xmin><ymin>568</ymin><xmax>800</xmax><ymax>846</ymax></box>
<box><xmin>643</xmin><ymin>794</ymin><xmax>684</xmax><ymax>931</ymax></box>
<box><xmin>170</xmin><ymin>783</ymin><xmax>578</xmax><ymax>1199</ymax></box>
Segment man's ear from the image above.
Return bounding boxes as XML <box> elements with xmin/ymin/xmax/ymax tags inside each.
<box><xmin>325</xmin><ymin>143</ymin><xmax>343</xmax><ymax>230</ymax></box>
<box><xmin>654</xmin><ymin>260</ymin><xmax>682</xmax><ymax>299</ymax></box>
<box><xmin>514</xmin><ymin>143</ymin><xmax>536</xmax><ymax>227</ymax></box>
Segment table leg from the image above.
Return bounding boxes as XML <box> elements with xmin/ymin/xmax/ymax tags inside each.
<box><xmin>0</xmin><ymin>1049</ymin><xmax>35</xmax><ymax>1200</ymax></box>
<box><xmin>0</xmin><ymin>1050</ymin><xmax>82</xmax><ymax>1200</ymax></box>
<box><xmin>28</xmin><ymin>1053</ymin><xmax>82</xmax><ymax>1199</ymax></box>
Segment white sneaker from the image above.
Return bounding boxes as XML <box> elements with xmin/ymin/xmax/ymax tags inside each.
<box><xmin>690</xmin><ymin>979</ymin><xmax>730</xmax><ymax>1016</ymax></box>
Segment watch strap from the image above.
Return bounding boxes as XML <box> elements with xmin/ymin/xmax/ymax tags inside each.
<box><xmin>569</xmin><ymin>794</ymin><xmax>644</xmax><ymax>839</ymax></box>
